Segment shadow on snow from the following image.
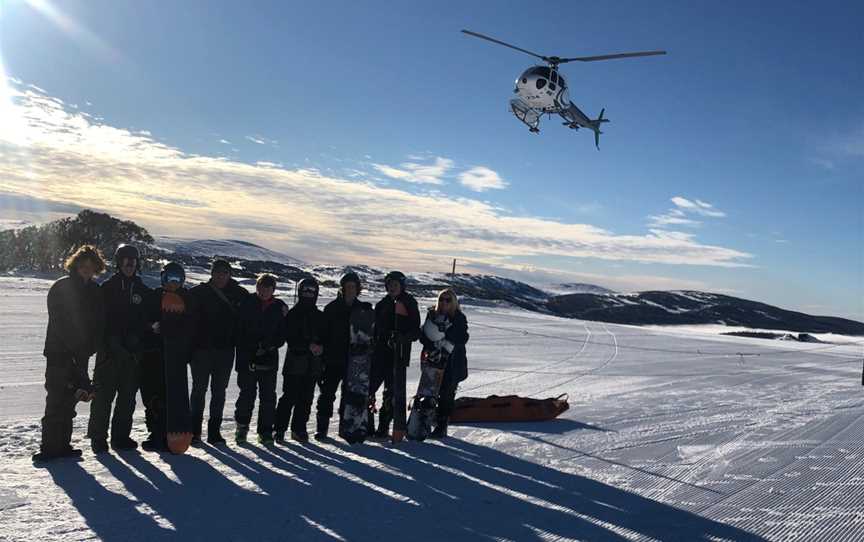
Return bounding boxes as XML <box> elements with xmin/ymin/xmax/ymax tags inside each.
<box><xmin>44</xmin><ymin>435</ymin><xmax>767</xmax><ymax>542</ymax></box>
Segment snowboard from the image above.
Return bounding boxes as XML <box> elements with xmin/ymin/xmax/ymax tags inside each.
<box><xmin>338</xmin><ymin>304</ymin><xmax>375</xmax><ymax>444</ymax></box>
<box><xmin>162</xmin><ymin>290</ymin><xmax>194</xmax><ymax>454</ymax></box>
<box><xmin>406</xmin><ymin>312</ymin><xmax>450</xmax><ymax>441</ymax></box>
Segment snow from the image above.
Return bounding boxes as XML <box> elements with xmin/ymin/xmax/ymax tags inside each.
<box><xmin>1</xmin><ymin>277</ymin><xmax>864</xmax><ymax>541</ymax></box>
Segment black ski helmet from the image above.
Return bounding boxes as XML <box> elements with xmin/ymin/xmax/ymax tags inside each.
<box><xmin>160</xmin><ymin>262</ymin><xmax>185</xmax><ymax>287</ymax></box>
<box><xmin>384</xmin><ymin>270</ymin><xmax>407</xmax><ymax>291</ymax></box>
<box><xmin>297</xmin><ymin>277</ymin><xmax>319</xmax><ymax>305</ymax></box>
<box><xmin>114</xmin><ymin>244</ymin><xmax>140</xmax><ymax>271</ymax></box>
<box><xmin>339</xmin><ymin>271</ymin><xmax>361</xmax><ymax>294</ymax></box>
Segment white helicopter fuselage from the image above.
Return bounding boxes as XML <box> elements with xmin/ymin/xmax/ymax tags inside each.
<box><xmin>514</xmin><ymin>66</ymin><xmax>570</xmax><ymax>112</ymax></box>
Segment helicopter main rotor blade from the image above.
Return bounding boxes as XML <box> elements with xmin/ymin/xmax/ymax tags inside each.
<box><xmin>560</xmin><ymin>50</ymin><xmax>667</xmax><ymax>63</ymax></box>
<box><xmin>461</xmin><ymin>29</ymin><xmax>547</xmax><ymax>61</ymax></box>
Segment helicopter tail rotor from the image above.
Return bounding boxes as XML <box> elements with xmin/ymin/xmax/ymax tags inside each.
<box><xmin>591</xmin><ymin>109</ymin><xmax>610</xmax><ymax>149</ymax></box>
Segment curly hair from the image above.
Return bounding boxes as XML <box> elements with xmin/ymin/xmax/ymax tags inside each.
<box><xmin>64</xmin><ymin>245</ymin><xmax>106</xmax><ymax>274</ymax></box>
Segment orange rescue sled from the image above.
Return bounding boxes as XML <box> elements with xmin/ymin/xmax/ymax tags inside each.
<box><xmin>449</xmin><ymin>394</ymin><xmax>569</xmax><ymax>423</ymax></box>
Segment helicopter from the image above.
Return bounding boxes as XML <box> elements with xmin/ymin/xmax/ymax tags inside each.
<box><xmin>462</xmin><ymin>29</ymin><xmax>666</xmax><ymax>148</ymax></box>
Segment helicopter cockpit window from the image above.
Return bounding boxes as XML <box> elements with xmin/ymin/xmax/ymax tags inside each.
<box><xmin>536</xmin><ymin>78</ymin><xmax>547</xmax><ymax>90</ymax></box>
<box><xmin>558</xmin><ymin>74</ymin><xmax>566</xmax><ymax>88</ymax></box>
<box><xmin>526</xmin><ymin>66</ymin><xmax>552</xmax><ymax>79</ymax></box>
<box><xmin>550</xmin><ymin>71</ymin><xmax>558</xmax><ymax>83</ymax></box>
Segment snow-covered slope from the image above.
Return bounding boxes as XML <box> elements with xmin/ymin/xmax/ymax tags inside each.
<box><xmin>156</xmin><ymin>237</ymin><xmax>305</xmax><ymax>266</ymax></box>
<box><xmin>2</xmin><ymin>277</ymin><xmax>864</xmax><ymax>541</ymax></box>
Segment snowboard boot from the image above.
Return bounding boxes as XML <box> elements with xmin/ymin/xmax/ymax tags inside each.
<box><xmin>391</xmin><ymin>429</ymin><xmax>406</xmax><ymax>445</ymax></box>
<box><xmin>111</xmin><ymin>436</ymin><xmax>139</xmax><ymax>451</ymax></box>
<box><xmin>291</xmin><ymin>430</ymin><xmax>309</xmax><ymax>443</ymax></box>
<box><xmin>141</xmin><ymin>434</ymin><xmax>166</xmax><ymax>452</ymax></box>
<box><xmin>257</xmin><ymin>433</ymin><xmax>275</xmax><ymax>446</ymax></box>
<box><xmin>190</xmin><ymin>434</ymin><xmax>204</xmax><ymax>447</ymax></box>
<box><xmin>235</xmin><ymin>424</ymin><xmax>249</xmax><ymax>444</ymax></box>
<box><xmin>430</xmin><ymin>418</ymin><xmax>449</xmax><ymax>439</ymax></box>
<box><xmin>314</xmin><ymin>417</ymin><xmax>329</xmax><ymax>441</ymax></box>
<box><xmin>274</xmin><ymin>431</ymin><xmax>287</xmax><ymax>444</ymax></box>
<box><xmin>91</xmin><ymin>438</ymin><xmax>110</xmax><ymax>454</ymax></box>
<box><xmin>33</xmin><ymin>446</ymin><xmax>83</xmax><ymax>462</ymax></box>
<box><xmin>207</xmin><ymin>431</ymin><xmax>226</xmax><ymax>446</ymax></box>
<box><xmin>207</xmin><ymin>421</ymin><xmax>225</xmax><ymax>445</ymax></box>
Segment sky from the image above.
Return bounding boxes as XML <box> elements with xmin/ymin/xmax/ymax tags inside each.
<box><xmin>0</xmin><ymin>0</ymin><xmax>861</xmax><ymax>320</ymax></box>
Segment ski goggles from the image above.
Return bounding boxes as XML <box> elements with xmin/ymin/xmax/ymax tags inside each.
<box><xmin>163</xmin><ymin>271</ymin><xmax>185</xmax><ymax>285</ymax></box>
<box><xmin>299</xmin><ymin>285</ymin><xmax>318</xmax><ymax>298</ymax></box>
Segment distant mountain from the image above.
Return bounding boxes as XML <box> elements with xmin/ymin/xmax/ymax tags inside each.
<box><xmin>156</xmin><ymin>237</ymin><xmax>305</xmax><ymax>266</ymax></box>
<box><xmin>547</xmin><ymin>290</ymin><xmax>864</xmax><ymax>335</ymax></box>
<box><xmin>5</xmin><ymin>210</ymin><xmax>862</xmax><ymax>335</ymax></box>
<box><xmin>549</xmin><ymin>282</ymin><xmax>616</xmax><ymax>295</ymax></box>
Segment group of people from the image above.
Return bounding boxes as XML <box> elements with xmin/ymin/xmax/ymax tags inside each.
<box><xmin>34</xmin><ymin>244</ymin><xmax>470</xmax><ymax>461</ymax></box>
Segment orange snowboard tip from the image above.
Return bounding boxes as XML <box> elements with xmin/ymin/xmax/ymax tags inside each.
<box><xmin>167</xmin><ymin>432</ymin><xmax>193</xmax><ymax>454</ymax></box>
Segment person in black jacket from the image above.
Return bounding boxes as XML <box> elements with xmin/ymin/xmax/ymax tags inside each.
<box><xmin>370</xmin><ymin>271</ymin><xmax>420</xmax><ymax>443</ymax></box>
<box><xmin>275</xmin><ymin>277</ymin><xmax>325</xmax><ymax>443</ymax></box>
<box><xmin>141</xmin><ymin>262</ymin><xmax>199</xmax><ymax>452</ymax></box>
<box><xmin>34</xmin><ymin>245</ymin><xmax>106</xmax><ymax>462</ymax></box>
<box><xmin>418</xmin><ymin>288</ymin><xmax>470</xmax><ymax>438</ymax></box>
<box><xmin>87</xmin><ymin>244</ymin><xmax>152</xmax><ymax>453</ymax></box>
<box><xmin>314</xmin><ymin>271</ymin><xmax>367</xmax><ymax>440</ymax></box>
<box><xmin>189</xmin><ymin>259</ymin><xmax>248</xmax><ymax>445</ymax></box>
<box><xmin>234</xmin><ymin>274</ymin><xmax>286</xmax><ymax>445</ymax></box>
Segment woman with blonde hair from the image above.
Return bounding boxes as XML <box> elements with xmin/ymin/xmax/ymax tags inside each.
<box><xmin>419</xmin><ymin>288</ymin><xmax>469</xmax><ymax>438</ymax></box>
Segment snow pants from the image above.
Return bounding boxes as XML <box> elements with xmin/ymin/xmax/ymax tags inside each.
<box><xmin>190</xmin><ymin>347</ymin><xmax>234</xmax><ymax>436</ymax></box>
<box><xmin>87</xmin><ymin>340</ymin><xmax>139</xmax><ymax>442</ymax></box>
<box><xmin>316</xmin><ymin>361</ymin><xmax>345</xmax><ymax>426</ymax></box>
<box><xmin>234</xmin><ymin>368</ymin><xmax>278</xmax><ymax>437</ymax></box>
<box><xmin>138</xmin><ymin>348</ymin><xmax>166</xmax><ymax>440</ymax></box>
<box><xmin>275</xmin><ymin>372</ymin><xmax>317</xmax><ymax>436</ymax></box>
<box><xmin>370</xmin><ymin>357</ymin><xmax>407</xmax><ymax>433</ymax></box>
<box><xmin>40</xmin><ymin>354</ymin><xmax>88</xmax><ymax>455</ymax></box>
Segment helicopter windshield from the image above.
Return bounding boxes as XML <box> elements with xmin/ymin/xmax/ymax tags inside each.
<box><xmin>523</xmin><ymin>66</ymin><xmax>552</xmax><ymax>79</ymax></box>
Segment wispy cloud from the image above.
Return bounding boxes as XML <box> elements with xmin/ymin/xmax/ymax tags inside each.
<box><xmin>649</xmin><ymin>196</ymin><xmax>726</xmax><ymax>228</ymax></box>
<box><xmin>245</xmin><ymin>134</ymin><xmax>278</xmax><ymax>147</ymax></box>
<box><xmin>219</xmin><ymin>139</ymin><xmax>231</xmax><ymax>145</ymax></box>
<box><xmin>372</xmin><ymin>156</ymin><xmax>453</xmax><ymax>185</ymax></box>
<box><xmin>0</xmin><ymin>81</ymin><xmax>754</xmax><ymax>270</ymax></box>
<box><xmin>459</xmin><ymin>166</ymin><xmax>508</xmax><ymax>192</ymax></box>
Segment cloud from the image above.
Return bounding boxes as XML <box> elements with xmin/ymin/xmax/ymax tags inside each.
<box><xmin>372</xmin><ymin>157</ymin><xmax>453</xmax><ymax>185</ymax></box>
<box><xmin>0</xmin><ymin>81</ymin><xmax>754</xmax><ymax>271</ymax></box>
<box><xmin>459</xmin><ymin>166</ymin><xmax>508</xmax><ymax>192</ymax></box>
<box><xmin>649</xmin><ymin>196</ymin><xmax>726</xmax><ymax>228</ymax></box>
<box><xmin>245</xmin><ymin>135</ymin><xmax>278</xmax><ymax>147</ymax></box>
<box><xmin>219</xmin><ymin>139</ymin><xmax>231</xmax><ymax>145</ymax></box>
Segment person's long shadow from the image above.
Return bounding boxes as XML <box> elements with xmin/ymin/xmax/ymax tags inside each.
<box><xmin>48</xmin><ymin>437</ymin><xmax>769</xmax><ymax>541</ymax></box>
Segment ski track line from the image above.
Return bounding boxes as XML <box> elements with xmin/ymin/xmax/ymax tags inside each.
<box><xmin>462</xmin><ymin>319</ymin><xmax>593</xmax><ymax>393</ymax></box>
<box><xmin>528</xmin><ymin>323</ymin><xmax>619</xmax><ymax>396</ymax></box>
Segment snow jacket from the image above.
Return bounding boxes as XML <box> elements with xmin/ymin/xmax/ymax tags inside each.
<box><xmin>100</xmin><ymin>272</ymin><xmax>156</xmax><ymax>355</ymax></box>
<box><xmin>373</xmin><ymin>292</ymin><xmax>421</xmax><ymax>367</ymax></box>
<box><xmin>190</xmin><ymin>278</ymin><xmax>249</xmax><ymax>350</ymax></box>
<box><xmin>43</xmin><ymin>273</ymin><xmax>105</xmax><ymax>359</ymax></box>
<box><xmin>283</xmin><ymin>301</ymin><xmax>326</xmax><ymax>376</ymax></box>
<box><xmin>419</xmin><ymin>308</ymin><xmax>470</xmax><ymax>383</ymax></box>
<box><xmin>235</xmin><ymin>295</ymin><xmax>286</xmax><ymax>371</ymax></box>
<box><xmin>321</xmin><ymin>297</ymin><xmax>374</xmax><ymax>367</ymax></box>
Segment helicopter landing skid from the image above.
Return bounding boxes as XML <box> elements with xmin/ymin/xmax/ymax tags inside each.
<box><xmin>510</xmin><ymin>99</ymin><xmax>542</xmax><ymax>133</ymax></box>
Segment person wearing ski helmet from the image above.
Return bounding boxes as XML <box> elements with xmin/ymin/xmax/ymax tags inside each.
<box><xmin>34</xmin><ymin>246</ymin><xmax>106</xmax><ymax>462</ymax></box>
<box><xmin>189</xmin><ymin>259</ymin><xmax>249</xmax><ymax>445</ymax></box>
<box><xmin>371</xmin><ymin>270</ymin><xmax>421</xmax><ymax>443</ymax></box>
<box><xmin>419</xmin><ymin>288</ymin><xmax>470</xmax><ymax>439</ymax></box>
<box><xmin>233</xmin><ymin>274</ymin><xmax>286</xmax><ymax>445</ymax></box>
<box><xmin>87</xmin><ymin>244</ymin><xmax>154</xmax><ymax>454</ymax></box>
<box><xmin>314</xmin><ymin>271</ymin><xmax>372</xmax><ymax>440</ymax></box>
<box><xmin>140</xmin><ymin>262</ymin><xmax>198</xmax><ymax>452</ymax></box>
<box><xmin>275</xmin><ymin>277</ymin><xmax>326</xmax><ymax>443</ymax></box>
